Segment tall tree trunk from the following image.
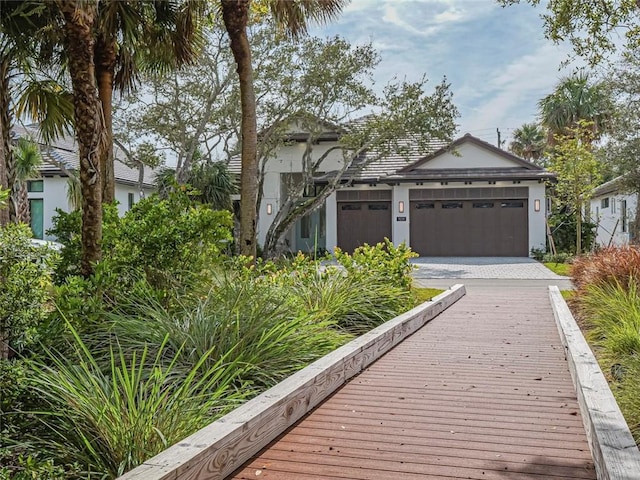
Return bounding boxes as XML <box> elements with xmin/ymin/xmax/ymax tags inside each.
<box><xmin>95</xmin><ymin>34</ymin><xmax>116</xmax><ymax>204</ymax></box>
<box><xmin>222</xmin><ymin>0</ymin><xmax>258</xmax><ymax>260</ymax></box>
<box><xmin>59</xmin><ymin>1</ymin><xmax>104</xmax><ymax>277</ymax></box>
<box><xmin>0</xmin><ymin>56</ymin><xmax>14</xmax><ymax>225</ymax></box>
<box><xmin>16</xmin><ymin>183</ymin><xmax>30</xmax><ymax>225</ymax></box>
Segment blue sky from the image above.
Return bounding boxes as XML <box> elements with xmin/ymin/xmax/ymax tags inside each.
<box><xmin>312</xmin><ymin>0</ymin><xmax>583</xmax><ymax>148</ymax></box>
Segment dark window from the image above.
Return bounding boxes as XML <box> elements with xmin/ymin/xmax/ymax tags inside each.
<box><xmin>301</xmin><ymin>214</ymin><xmax>311</xmax><ymax>238</ymax></box>
<box><xmin>442</xmin><ymin>202</ymin><xmax>463</xmax><ymax>209</ymax></box>
<box><xmin>501</xmin><ymin>201</ymin><xmax>524</xmax><ymax>208</ymax></box>
<box><xmin>415</xmin><ymin>203</ymin><xmax>435</xmax><ymax>209</ymax></box>
<box><xmin>368</xmin><ymin>204</ymin><xmax>389</xmax><ymax>210</ymax></box>
<box><xmin>341</xmin><ymin>204</ymin><xmax>361</xmax><ymax>211</ymax></box>
<box><xmin>303</xmin><ymin>184</ymin><xmax>322</xmax><ymax>197</ymax></box>
<box><xmin>473</xmin><ymin>202</ymin><xmax>494</xmax><ymax>208</ymax></box>
<box><xmin>601</xmin><ymin>197</ymin><xmax>609</xmax><ymax>208</ymax></box>
<box><xmin>27</xmin><ymin>180</ymin><xmax>44</xmax><ymax>193</ymax></box>
<box><xmin>128</xmin><ymin>193</ymin><xmax>135</xmax><ymax>210</ymax></box>
<box><xmin>622</xmin><ymin>200</ymin><xmax>628</xmax><ymax>233</ymax></box>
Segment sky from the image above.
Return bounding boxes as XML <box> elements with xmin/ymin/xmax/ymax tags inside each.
<box><xmin>311</xmin><ymin>0</ymin><xmax>585</xmax><ymax>149</ymax></box>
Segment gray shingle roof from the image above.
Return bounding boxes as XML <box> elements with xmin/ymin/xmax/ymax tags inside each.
<box><xmin>12</xmin><ymin>124</ymin><xmax>157</xmax><ymax>187</ymax></box>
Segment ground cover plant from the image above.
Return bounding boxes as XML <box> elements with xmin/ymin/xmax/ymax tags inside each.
<box><xmin>571</xmin><ymin>246</ymin><xmax>640</xmax><ymax>443</ymax></box>
<box><xmin>0</xmin><ymin>199</ymin><xmax>424</xmax><ymax>479</ymax></box>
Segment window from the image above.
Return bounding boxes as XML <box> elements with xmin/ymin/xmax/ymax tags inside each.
<box><xmin>501</xmin><ymin>201</ymin><xmax>524</xmax><ymax>208</ymax></box>
<box><xmin>442</xmin><ymin>202</ymin><xmax>463</xmax><ymax>209</ymax></box>
<box><xmin>601</xmin><ymin>197</ymin><xmax>609</xmax><ymax>209</ymax></box>
<box><xmin>368</xmin><ymin>204</ymin><xmax>389</xmax><ymax>211</ymax></box>
<box><xmin>622</xmin><ymin>200</ymin><xmax>628</xmax><ymax>233</ymax></box>
<box><xmin>29</xmin><ymin>199</ymin><xmax>44</xmax><ymax>239</ymax></box>
<box><xmin>27</xmin><ymin>180</ymin><xmax>44</xmax><ymax>193</ymax></box>
<box><xmin>341</xmin><ymin>204</ymin><xmax>361</xmax><ymax>211</ymax></box>
<box><xmin>301</xmin><ymin>214</ymin><xmax>311</xmax><ymax>239</ymax></box>
<box><xmin>612</xmin><ymin>199</ymin><xmax>617</xmax><ymax>214</ymax></box>
<box><xmin>415</xmin><ymin>203</ymin><xmax>435</xmax><ymax>209</ymax></box>
<box><xmin>473</xmin><ymin>202</ymin><xmax>494</xmax><ymax>208</ymax></box>
<box><xmin>128</xmin><ymin>192</ymin><xmax>135</xmax><ymax>210</ymax></box>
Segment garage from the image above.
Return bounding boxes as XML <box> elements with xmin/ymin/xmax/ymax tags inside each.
<box><xmin>409</xmin><ymin>187</ymin><xmax>529</xmax><ymax>256</ymax></box>
<box><xmin>337</xmin><ymin>190</ymin><xmax>392</xmax><ymax>252</ymax></box>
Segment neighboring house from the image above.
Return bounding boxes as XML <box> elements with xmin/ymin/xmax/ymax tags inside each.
<box><xmin>14</xmin><ymin>125</ymin><xmax>157</xmax><ymax>240</ymax></box>
<box><xmin>589</xmin><ymin>176</ymin><xmax>637</xmax><ymax>247</ymax></box>
<box><xmin>233</xmin><ymin>131</ymin><xmax>554</xmax><ymax>257</ymax></box>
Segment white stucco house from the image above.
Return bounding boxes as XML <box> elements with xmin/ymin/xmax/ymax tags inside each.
<box><xmin>14</xmin><ymin>125</ymin><xmax>157</xmax><ymax>240</ymax></box>
<box><xmin>234</xmin><ymin>131</ymin><xmax>554</xmax><ymax>257</ymax></box>
<box><xmin>589</xmin><ymin>176</ymin><xmax>637</xmax><ymax>247</ymax></box>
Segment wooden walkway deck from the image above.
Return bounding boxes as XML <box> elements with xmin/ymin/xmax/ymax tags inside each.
<box><xmin>228</xmin><ymin>287</ymin><xmax>596</xmax><ymax>480</ymax></box>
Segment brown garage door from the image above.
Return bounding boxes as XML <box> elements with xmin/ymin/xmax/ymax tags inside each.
<box><xmin>410</xmin><ymin>199</ymin><xmax>529</xmax><ymax>256</ymax></box>
<box><xmin>337</xmin><ymin>201</ymin><xmax>392</xmax><ymax>252</ymax></box>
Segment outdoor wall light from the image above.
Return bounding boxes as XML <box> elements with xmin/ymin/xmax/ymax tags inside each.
<box><xmin>398</xmin><ymin>201</ymin><xmax>405</xmax><ymax>213</ymax></box>
<box><xmin>266</xmin><ymin>203</ymin><xmax>273</xmax><ymax>215</ymax></box>
<box><xmin>534</xmin><ymin>199</ymin><xmax>541</xmax><ymax>212</ymax></box>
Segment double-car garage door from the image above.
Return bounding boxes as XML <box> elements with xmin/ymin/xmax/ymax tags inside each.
<box><xmin>409</xmin><ymin>187</ymin><xmax>529</xmax><ymax>256</ymax></box>
<box><xmin>336</xmin><ymin>187</ymin><xmax>529</xmax><ymax>256</ymax></box>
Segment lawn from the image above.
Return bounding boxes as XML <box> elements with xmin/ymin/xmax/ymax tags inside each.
<box><xmin>544</xmin><ymin>262</ymin><xmax>572</xmax><ymax>276</ymax></box>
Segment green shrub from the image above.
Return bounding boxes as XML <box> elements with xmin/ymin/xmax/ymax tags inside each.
<box><xmin>48</xmin><ymin>189</ymin><xmax>233</xmax><ymax>289</ymax></box>
<box><xmin>334</xmin><ymin>239</ymin><xmax>418</xmax><ymax>291</ymax></box>
<box><xmin>0</xmin><ymin>224</ymin><xmax>57</xmax><ymax>356</ymax></box>
<box><xmin>542</xmin><ymin>252</ymin><xmax>573</xmax><ymax>264</ymax></box>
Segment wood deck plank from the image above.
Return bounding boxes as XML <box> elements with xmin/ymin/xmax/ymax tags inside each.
<box><xmin>227</xmin><ymin>287</ymin><xmax>596</xmax><ymax>480</ymax></box>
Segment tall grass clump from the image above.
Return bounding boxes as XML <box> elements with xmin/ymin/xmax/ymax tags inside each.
<box><xmin>579</xmin><ymin>281</ymin><xmax>640</xmax><ymax>362</ymax></box>
<box><xmin>286</xmin><ymin>267</ymin><xmax>409</xmax><ymax>335</ymax></box>
<box><xmin>572</xmin><ymin>246</ymin><xmax>640</xmax><ymax>293</ymax></box>
<box><xmin>26</xmin><ymin>326</ymin><xmax>250</xmax><ymax>479</ymax></box>
<box><xmin>102</xmin><ymin>274</ymin><xmax>350</xmax><ymax>389</ymax></box>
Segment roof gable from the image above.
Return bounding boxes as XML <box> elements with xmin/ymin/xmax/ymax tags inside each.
<box><xmin>400</xmin><ymin>134</ymin><xmax>544</xmax><ymax>173</ymax></box>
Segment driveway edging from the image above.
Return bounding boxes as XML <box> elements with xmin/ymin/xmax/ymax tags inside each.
<box><xmin>549</xmin><ymin>285</ymin><xmax>640</xmax><ymax>480</ymax></box>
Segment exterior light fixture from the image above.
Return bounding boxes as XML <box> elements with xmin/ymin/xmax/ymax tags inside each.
<box><xmin>534</xmin><ymin>199</ymin><xmax>541</xmax><ymax>212</ymax></box>
<box><xmin>266</xmin><ymin>203</ymin><xmax>273</xmax><ymax>215</ymax></box>
<box><xmin>398</xmin><ymin>201</ymin><xmax>405</xmax><ymax>213</ymax></box>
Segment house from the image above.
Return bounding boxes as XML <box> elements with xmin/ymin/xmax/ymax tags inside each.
<box><xmin>589</xmin><ymin>176</ymin><xmax>637</xmax><ymax>247</ymax></box>
<box><xmin>234</xmin><ymin>131</ymin><xmax>554</xmax><ymax>257</ymax></box>
<box><xmin>14</xmin><ymin>125</ymin><xmax>157</xmax><ymax>240</ymax></box>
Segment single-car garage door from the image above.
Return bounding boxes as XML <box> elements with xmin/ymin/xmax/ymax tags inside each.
<box><xmin>409</xmin><ymin>187</ymin><xmax>529</xmax><ymax>256</ymax></box>
<box><xmin>337</xmin><ymin>190</ymin><xmax>392</xmax><ymax>252</ymax></box>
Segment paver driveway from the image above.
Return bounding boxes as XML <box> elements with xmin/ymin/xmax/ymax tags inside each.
<box><xmin>411</xmin><ymin>257</ymin><xmax>566</xmax><ymax>280</ymax></box>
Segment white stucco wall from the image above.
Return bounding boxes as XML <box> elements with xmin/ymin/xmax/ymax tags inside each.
<box><xmin>528</xmin><ymin>182</ymin><xmax>547</xmax><ymax>253</ymax></box>
<box><xmin>256</xmin><ymin>141</ymin><xmax>344</xmax><ymax>247</ymax></box>
<box><xmin>28</xmin><ymin>175</ymin><xmax>154</xmax><ymax>241</ymax></box>
<box><xmin>589</xmin><ymin>192</ymin><xmax>637</xmax><ymax>247</ymax></box>
<box><xmin>420</xmin><ymin>143</ymin><xmax>520</xmax><ymax>169</ymax></box>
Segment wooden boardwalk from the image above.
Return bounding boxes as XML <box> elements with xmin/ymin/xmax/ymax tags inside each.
<box><xmin>228</xmin><ymin>287</ymin><xmax>596</xmax><ymax>480</ymax></box>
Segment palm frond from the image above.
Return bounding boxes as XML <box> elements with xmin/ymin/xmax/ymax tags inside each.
<box><xmin>269</xmin><ymin>0</ymin><xmax>348</xmax><ymax>38</ymax></box>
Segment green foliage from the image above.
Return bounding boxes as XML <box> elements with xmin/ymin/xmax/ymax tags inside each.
<box><xmin>28</xmin><ymin>326</ymin><xmax>251</xmax><ymax>479</ymax></box>
<box><xmin>547</xmin><ymin>208</ymin><xmax>596</xmax><ymax>254</ymax></box>
<box><xmin>334</xmin><ymin>239</ymin><xmax>418</xmax><ymax>291</ymax></box>
<box><xmin>0</xmin><ymin>187</ymin><xmax>9</xmax><ymax>209</ymax></box>
<box><xmin>49</xmin><ymin>189</ymin><xmax>233</xmax><ymax>288</ymax></box>
<box><xmin>0</xmin><ymin>224</ymin><xmax>56</xmax><ymax>356</ymax></box>
<box><xmin>499</xmin><ymin>0</ymin><xmax>640</xmax><ymax>65</ymax></box>
<box><xmin>101</xmin><ymin>274</ymin><xmax>349</xmax><ymax>390</ymax></box>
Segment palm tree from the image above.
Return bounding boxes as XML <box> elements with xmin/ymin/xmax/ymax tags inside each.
<box><xmin>94</xmin><ymin>1</ymin><xmax>203</xmax><ymax>204</ymax></box>
<box><xmin>11</xmin><ymin>137</ymin><xmax>43</xmax><ymax>225</ymax></box>
<box><xmin>509</xmin><ymin>123</ymin><xmax>546</xmax><ymax>163</ymax></box>
<box><xmin>56</xmin><ymin>0</ymin><xmax>105</xmax><ymax>277</ymax></box>
<box><xmin>219</xmin><ymin>0</ymin><xmax>347</xmax><ymax>259</ymax></box>
<box><xmin>539</xmin><ymin>72</ymin><xmax>612</xmax><ymax>145</ymax></box>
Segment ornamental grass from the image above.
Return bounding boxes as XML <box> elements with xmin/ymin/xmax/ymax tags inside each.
<box><xmin>571</xmin><ymin>246</ymin><xmax>640</xmax><ymax>293</ymax></box>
